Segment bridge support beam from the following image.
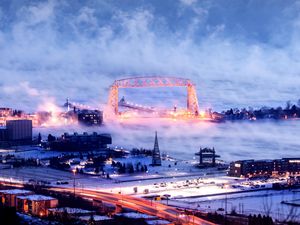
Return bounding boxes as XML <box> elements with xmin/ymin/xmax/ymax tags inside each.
<box><xmin>108</xmin><ymin>85</ymin><xmax>119</xmax><ymax>115</ymax></box>
<box><xmin>187</xmin><ymin>85</ymin><xmax>199</xmax><ymax>116</ymax></box>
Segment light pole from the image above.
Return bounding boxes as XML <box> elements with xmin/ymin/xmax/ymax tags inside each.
<box><xmin>164</xmin><ymin>194</ymin><xmax>171</xmax><ymax>206</ymax></box>
<box><xmin>72</xmin><ymin>169</ymin><xmax>76</xmax><ymax>196</ymax></box>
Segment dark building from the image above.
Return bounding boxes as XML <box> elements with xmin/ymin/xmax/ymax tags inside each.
<box><xmin>0</xmin><ymin>108</ymin><xmax>13</xmax><ymax>117</ymax></box>
<box><xmin>50</xmin><ymin>132</ymin><xmax>112</xmax><ymax>151</ymax></box>
<box><xmin>6</xmin><ymin>120</ymin><xmax>32</xmax><ymax>141</ymax></box>
<box><xmin>0</xmin><ymin>120</ymin><xmax>32</xmax><ymax>146</ymax></box>
<box><xmin>228</xmin><ymin>158</ymin><xmax>300</xmax><ymax>177</ymax></box>
<box><xmin>77</xmin><ymin>110</ymin><xmax>103</xmax><ymax>126</ymax></box>
<box><xmin>0</xmin><ymin>128</ymin><xmax>8</xmax><ymax>141</ymax></box>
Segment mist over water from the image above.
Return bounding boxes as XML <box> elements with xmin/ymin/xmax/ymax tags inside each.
<box><xmin>1</xmin><ymin>0</ymin><xmax>300</xmax><ymax>161</ymax></box>
<box><xmin>36</xmin><ymin>119</ymin><xmax>300</xmax><ymax>161</ymax></box>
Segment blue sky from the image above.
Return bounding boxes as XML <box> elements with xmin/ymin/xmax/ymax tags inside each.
<box><xmin>0</xmin><ymin>0</ymin><xmax>299</xmax><ymax>111</ymax></box>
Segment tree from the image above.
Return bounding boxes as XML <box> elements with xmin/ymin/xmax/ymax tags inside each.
<box><xmin>79</xmin><ymin>152</ymin><xmax>83</xmax><ymax>160</ymax></box>
<box><xmin>128</xmin><ymin>164</ymin><xmax>134</xmax><ymax>173</ymax></box>
<box><xmin>47</xmin><ymin>134</ymin><xmax>56</xmax><ymax>142</ymax></box>
<box><xmin>88</xmin><ymin>214</ymin><xmax>96</xmax><ymax>225</ymax></box>
<box><xmin>38</xmin><ymin>133</ymin><xmax>42</xmax><ymax>144</ymax></box>
<box><xmin>94</xmin><ymin>167</ymin><xmax>100</xmax><ymax>174</ymax></box>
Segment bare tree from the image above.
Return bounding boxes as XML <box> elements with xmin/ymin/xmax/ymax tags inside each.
<box><xmin>262</xmin><ymin>191</ymin><xmax>273</xmax><ymax>217</ymax></box>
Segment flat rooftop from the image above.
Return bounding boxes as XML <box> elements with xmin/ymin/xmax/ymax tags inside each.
<box><xmin>0</xmin><ymin>189</ymin><xmax>33</xmax><ymax>195</ymax></box>
<box><xmin>17</xmin><ymin>194</ymin><xmax>56</xmax><ymax>201</ymax></box>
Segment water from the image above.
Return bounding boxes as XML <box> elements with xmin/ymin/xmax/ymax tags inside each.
<box><xmin>35</xmin><ymin>119</ymin><xmax>300</xmax><ymax>162</ymax></box>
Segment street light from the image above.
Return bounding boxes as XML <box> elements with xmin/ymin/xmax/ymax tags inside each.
<box><xmin>72</xmin><ymin>169</ymin><xmax>76</xmax><ymax>196</ymax></box>
<box><xmin>163</xmin><ymin>194</ymin><xmax>171</xmax><ymax>206</ymax></box>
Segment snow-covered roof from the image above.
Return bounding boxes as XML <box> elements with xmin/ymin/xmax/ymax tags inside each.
<box><xmin>80</xmin><ymin>215</ymin><xmax>112</xmax><ymax>221</ymax></box>
<box><xmin>48</xmin><ymin>207</ymin><xmax>93</xmax><ymax>214</ymax></box>
<box><xmin>0</xmin><ymin>189</ymin><xmax>33</xmax><ymax>195</ymax></box>
<box><xmin>17</xmin><ymin>194</ymin><xmax>57</xmax><ymax>201</ymax></box>
<box><xmin>117</xmin><ymin>212</ymin><xmax>157</xmax><ymax>219</ymax></box>
<box><xmin>147</xmin><ymin>220</ymin><xmax>171</xmax><ymax>225</ymax></box>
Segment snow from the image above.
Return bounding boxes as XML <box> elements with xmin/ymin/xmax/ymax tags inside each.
<box><xmin>0</xmin><ymin>189</ymin><xmax>33</xmax><ymax>195</ymax></box>
<box><xmin>168</xmin><ymin>189</ymin><xmax>300</xmax><ymax>221</ymax></box>
<box><xmin>146</xmin><ymin>220</ymin><xmax>171</xmax><ymax>225</ymax></box>
<box><xmin>0</xmin><ymin>147</ymin><xmax>64</xmax><ymax>159</ymax></box>
<box><xmin>80</xmin><ymin>215</ymin><xmax>112</xmax><ymax>221</ymax></box>
<box><xmin>48</xmin><ymin>207</ymin><xmax>93</xmax><ymax>215</ymax></box>
<box><xmin>17</xmin><ymin>194</ymin><xmax>56</xmax><ymax>201</ymax></box>
<box><xmin>117</xmin><ymin>212</ymin><xmax>158</xmax><ymax>219</ymax></box>
<box><xmin>17</xmin><ymin>213</ymin><xmax>52</xmax><ymax>225</ymax></box>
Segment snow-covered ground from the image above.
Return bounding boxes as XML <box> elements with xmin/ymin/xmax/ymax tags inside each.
<box><xmin>0</xmin><ymin>146</ymin><xmax>66</xmax><ymax>159</ymax></box>
<box><xmin>0</xmin><ymin>148</ymin><xmax>298</xmax><ymax>222</ymax></box>
<box><xmin>168</xmin><ymin>189</ymin><xmax>300</xmax><ymax>222</ymax></box>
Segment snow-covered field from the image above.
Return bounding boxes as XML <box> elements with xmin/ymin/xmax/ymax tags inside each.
<box><xmin>169</xmin><ymin>189</ymin><xmax>300</xmax><ymax>222</ymax></box>
<box><xmin>0</xmin><ymin>146</ymin><xmax>66</xmax><ymax>159</ymax></box>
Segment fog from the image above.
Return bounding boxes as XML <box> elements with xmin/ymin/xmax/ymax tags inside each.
<box><xmin>1</xmin><ymin>0</ymin><xmax>300</xmax><ymax>160</ymax></box>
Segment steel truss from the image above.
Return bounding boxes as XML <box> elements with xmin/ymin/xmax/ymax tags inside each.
<box><xmin>107</xmin><ymin>76</ymin><xmax>199</xmax><ymax>116</ymax></box>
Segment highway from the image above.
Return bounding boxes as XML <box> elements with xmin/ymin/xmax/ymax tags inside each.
<box><xmin>51</xmin><ymin>187</ymin><xmax>216</xmax><ymax>225</ymax></box>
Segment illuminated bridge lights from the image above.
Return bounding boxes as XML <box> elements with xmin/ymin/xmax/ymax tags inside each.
<box><xmin>106</xmin><ymin>76</ymin><xmax>200</xmax><ymax>119</ymax></box>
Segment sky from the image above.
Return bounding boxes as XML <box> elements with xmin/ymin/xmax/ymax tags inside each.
<box><xmin>0</xmin><ymin>0</ymin><xmax>300</xmax><ymax>112</ymax></box>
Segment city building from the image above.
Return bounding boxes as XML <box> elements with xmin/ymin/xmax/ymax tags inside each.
<box><xmin>16</xmin><ymin>194</ymin><xmax>58</xmax><ymax>216</ymax></box>
<box><xmin>77</xmin><ymin>110</ymin><xmax>103</xmax><ymax>126</ymax></box>
<box><xmin>50</xmin><ymin>132</ymin><xmax>112</xmax><ymax>151</ymax></box>
<box><xmin>6</xmin><ymin>119</ymin><xmax>32</xmax><ymax>142</ymax></box>
<box><xmin>0</xmin><ymin>108</ymin><xmax>13</xmax><ymax>117</ymax></box>
<box><xmin>0</xmin><ymin>127</ymin><xmax>8</xmax><ymax>141</ymax></box>
<box><xmin>228</xmin><ymin>158</ymin><xmax>300</xmax><ymax>177</ymax></box>
<box><xmin>0</xmin><ymin>189</ymin><xmax>33</xmax><ymax>207</ymax></box>
<box><xmin>63</xmin><ymin>99</ymin><xmax>103</xmax><ymax>126</ymax></box>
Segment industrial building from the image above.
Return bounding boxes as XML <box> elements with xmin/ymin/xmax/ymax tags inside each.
<box><xmin>0</xmin><ymin>189</ymin><xmax>33</xmax><ymax>207</ymax></box>
<box><xmin>6</xmin><ymin>120</ymin><xmax>32</xmax><ymax>141</ymax></box>
<box><xmin>0</xmin><ymin>189</ymin><xmax>58</xmax><ymax>217</ymax></box>
<box><xmin>50</xmin><ymin>132</ymin><xmax>112</xmax><ymax>151</ymax></box>
<box><xmin>228</xmin><ymin>158</ymin><xmax>300</xmax><ymax>177</ymax></box>
<box><xmin>16</xmin><ymin>194</ymin><xmax>58</xmax><ymax>216</ymax></box>
<box><xmin>0</xmin><ymin>128</ymin><xmax>8</xmax><ymax>141</ymax></box>
<box><xmin>0</xmin><ymin>108</ymin><xmax>13</xmax><ymax>117</ymax></box>
<box><xmin>0</xmin><ymin>119</ymin><xmax>32</xmax><ymax>145</ymax></box>
<box><xmin>77</xmin><ymin>109</ymin><xmax>103</xmax><ymax>126</ymax></box>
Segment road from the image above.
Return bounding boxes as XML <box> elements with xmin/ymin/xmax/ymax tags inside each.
<box><xmin>51</xmin><ymin>187</ymin><xmax>216</xmax><ymax>225</ymax></box>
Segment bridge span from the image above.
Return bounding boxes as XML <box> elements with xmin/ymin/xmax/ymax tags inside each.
<box><xmin>107</xmin><ymin>76</ymin><xmax>200</xmax><ymax>118</ymax></box>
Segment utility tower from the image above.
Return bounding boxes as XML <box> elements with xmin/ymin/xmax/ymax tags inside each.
<box><xmin>151</xmin><ymin>131</ymin><xmax>162</xmax><ymax>166</ymax></box>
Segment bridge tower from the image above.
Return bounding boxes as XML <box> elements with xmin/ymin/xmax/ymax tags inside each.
<box><xmin>108</xmin><ymin>84</ymin><xmax>119</xmax><ymax>115</ymax></box>
<box><xmin>187</xmin><ymin>84</ymin><xmax>199</xmax><ymax>115</ymax></box>
<box><xmin>151</xmin><ymin>131</ymin><xmax>162</xmax><ymax>166</ymax></box>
